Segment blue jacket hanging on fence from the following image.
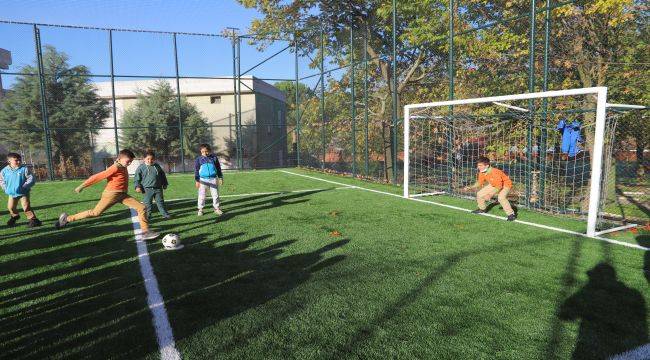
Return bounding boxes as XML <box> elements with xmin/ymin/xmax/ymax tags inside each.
<box><xmin>0</xmin><ymin>165</ymin><xmax>36</xmax><ymax>197</ymax></box>
<box><xmin>556</xmin><ymin>119</ymin><xmax>583</xmax><ymax>157</ymax></box>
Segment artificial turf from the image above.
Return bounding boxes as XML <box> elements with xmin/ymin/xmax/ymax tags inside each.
<box><xmin>1</xmin><ymin>168</ymin><xmax>648</xmax><ymax>359</ymax></box>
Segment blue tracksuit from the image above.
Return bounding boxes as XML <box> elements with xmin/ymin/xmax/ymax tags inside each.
<box><xmin>556</xmin><ymin>119</ymin><xmax>583</xmax><ymax>157</ymax></box>
<box><xmin>0</xmin><ymin>165</ymin><xmax>36</xmax><ymax>197</ymax></box>
<box><xmin>194</xmin><ymin>154</ymin><xmax>223</xmax><ymax>181</ymax></box>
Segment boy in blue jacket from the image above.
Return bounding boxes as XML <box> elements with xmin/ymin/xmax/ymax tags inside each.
<box><xmin>194</xmin><ymin>144</ymin><xmax>223</xmax><ymax>216</ymax></box>
<box><xmin>0</xmin><ymin>153</ymin><xmax>42</xmax><ymax>227</ymax></box>
<box><xmin>134</xmin><ymin>150</ymin><xmax>170</xmax><ymax>219</ymax></box>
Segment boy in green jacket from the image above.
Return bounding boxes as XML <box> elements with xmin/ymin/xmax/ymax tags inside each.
<box><xmin>134</xmin><ymin>150</ymin><xmax>170</xmax><ymax>219</ymax></box>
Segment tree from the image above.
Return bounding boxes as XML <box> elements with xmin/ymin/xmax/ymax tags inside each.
<box><xmin>237</xmin><ymin>0</ymin><xmax>448</xmax><ymax>181</ymax></box>
<box><xmin>0</xmin><ymin>45</ymin><xmax>109</xmax><ymax>177</ymax></box>
<box><xmin>120</xmin><ymin>81</ymin><xmax>211</xmax><ymax>160</ymax></box>
<box><xmin>274</xmin><ymin>80</ymin><xmax>316</xmax><ymax>159</ymax></box>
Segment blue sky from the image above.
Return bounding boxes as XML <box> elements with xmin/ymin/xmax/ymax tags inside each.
<box><xmin>0</xmin><ymin>0</ymin><xmax>321</xmax><ymax>88</ymax></box>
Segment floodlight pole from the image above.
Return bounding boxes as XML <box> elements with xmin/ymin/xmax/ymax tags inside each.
<box><xmin>33</xmin><ymin>25</ymin><xmax>55</xmax><ymax>181</ymax></box>
<box><xmin>229</xmin><ymin>28</ymin><xmax>240</xmax><ymax>170</ymax></box>
<box><xmin>539</xmin><ymin>0</ymin><xmax>551</xmax><ymax>208</ymax></box>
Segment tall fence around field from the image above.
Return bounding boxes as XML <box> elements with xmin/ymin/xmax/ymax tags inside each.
<box><xmin>0</xmin><ymin>6</ymin><xmax>647</xmax><ymax>226</ymax></box>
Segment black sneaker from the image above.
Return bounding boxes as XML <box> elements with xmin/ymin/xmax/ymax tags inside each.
<box><xmin>7</xmin><ymin>215</ymin><xmax>19</xmax><ymax>227</ymax></box>
<box><xmin>28</xmin><ymin>218</ymin><xmax>42</xmax><ymax>228</ymax></box>
<box><xmin>471</xmin><ymin>209</ymin><xmax>485</xmax><ymax>214</ymax></box>
<box><xmin>507</xmin><ymin>214</ymin><xmax>517</xmax><ymax>221</ymax></box>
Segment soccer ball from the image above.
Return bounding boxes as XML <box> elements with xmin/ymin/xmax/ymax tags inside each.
<box><xmin>162</xmin><ymin>233</ymin><xmax>184</xmax><ymax>250</ymax></box>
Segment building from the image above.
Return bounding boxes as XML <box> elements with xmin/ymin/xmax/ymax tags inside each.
<box><xmin>93</xmin><ymin>76</ymin><xmax>287</xmax><ymax>170</ymax></box>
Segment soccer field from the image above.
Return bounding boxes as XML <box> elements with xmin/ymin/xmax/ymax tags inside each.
<box><xmin>1</xmin><ymin>168</ymin><xmax>648</xmax><ymax>359</ymax></box>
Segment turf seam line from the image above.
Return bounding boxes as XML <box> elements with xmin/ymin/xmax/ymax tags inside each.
<box><xmin>279</xmin><ymin>170</ymin><xmax>649</xmax><ymax>252</ymax></box>
<box><xmin>129</xmin><ymin>209</ymin><xmax>181</xmax><ymax>360</ymax></box>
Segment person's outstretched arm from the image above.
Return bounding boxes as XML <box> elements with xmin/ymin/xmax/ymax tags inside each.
<box><xmin>76</xmin><ymin>165</ymin><xmax>117</xmax><ymax>192</ymax></box>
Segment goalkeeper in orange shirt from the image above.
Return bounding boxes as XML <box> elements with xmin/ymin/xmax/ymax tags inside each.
<box><xmin>463</xmin><ymin>156</ymin><xmax>516</xmax><ymax>221</ymax></box>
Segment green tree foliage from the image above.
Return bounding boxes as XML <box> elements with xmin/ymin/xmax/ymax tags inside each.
<box><xmin>120</xmin><ymin>81</ymin><xmax>211</xmax><ymax>159</ymax></box>
<box><xmin>0</xmin><ymin>46</ymin><xmax>109</xmax><ymax>176</ymax></box>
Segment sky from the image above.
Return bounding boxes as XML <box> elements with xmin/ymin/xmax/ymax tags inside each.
<box><xmin>0</xmin><ymin>0</ymin><xmax>321</xmax><ymax>88</ymax></box>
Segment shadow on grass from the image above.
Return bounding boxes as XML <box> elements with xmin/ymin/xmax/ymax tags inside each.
<box><xmin>332</xmin><ymin>235</ymin><xmax>553</xmax><ymax>358</ymax></box>
<box><xmin>0</xmin><ymin>187</ymin><xmax>338</xmax><ymax>359</ymax></box>
<box><xmin>558</xmin><ymin>262</ymin><xmax>648</xmax><ymax>359</ymax></box>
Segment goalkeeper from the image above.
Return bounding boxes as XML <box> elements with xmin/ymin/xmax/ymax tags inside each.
<box><xmin>463</xmin><ymin>156</ymin><xmax>516</xmax><ymax>221</ymax></box>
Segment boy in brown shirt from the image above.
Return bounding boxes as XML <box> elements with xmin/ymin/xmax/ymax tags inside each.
<box><xmin>54</xmin><ymin>149</ymin><xmax>159</xmax><ymax>240</ymax></box>
<box><xmin>464</xmin><ymin>156</ymin><xmax>516</xmax><ymax>221</ymax></box>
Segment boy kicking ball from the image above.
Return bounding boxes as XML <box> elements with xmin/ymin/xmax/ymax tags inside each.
<box><xmin>55</xmin><ymin>149</ymin><xmax>159</xmax><ymax>240</ymax></box>
<box><xmin>194</xmin><ymin>144</ymin><xmax>224</xmax><ymax>216</ymax></box>
<box><xmin>463</xmin><ymin>156</ymin><xmax>517</xmax><ymax>221</ymax></box>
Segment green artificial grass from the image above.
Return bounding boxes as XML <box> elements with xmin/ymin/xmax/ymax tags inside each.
<box><xmin>1</xmin><ymin>168</ymin><xmax>648</xmax><ymax>359</ymax></box>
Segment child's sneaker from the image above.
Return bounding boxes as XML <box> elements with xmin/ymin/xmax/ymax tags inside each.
<box><xmin>139</xmin><ymin>230</ymin><xmax>160</xmax><ymax>241</ymax></box>
<box><xmin>28</xmin><ymin>218</ymin><xmax>42</xmax><ymax>228</ymax></box>
<box><xmin>162</xmin><ymin>214</ymin><xmax>171</xmax><ymax>219</ymax></box>
<box><xmin>7</xmin><ymin>215</ymin><xmax>19</xmax><ymax>227</ymax></box>
<box><xmin>214</xmin><ymin>207</ymin><xmax>223</xmax><ymax>216</ymax></box>
<box><xmin>54</xmin><ymin>213</ymin><xmax>68</xmax><ymax>229</ymax></box>
<box><xmin>197</xmin><ymin>209</ymin><xmax>203</xmax><ymax>216</ymax></box>
<box><xmin>507</xmin><ymin>214</ymin><xmax>517</xmax><ymax>221</ymax></box>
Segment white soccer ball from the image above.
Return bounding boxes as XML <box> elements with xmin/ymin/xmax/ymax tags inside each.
<box><xmin>162</xmin><ymin>233</ymin><xmax>183</xmax><ymax>250</ymax></box>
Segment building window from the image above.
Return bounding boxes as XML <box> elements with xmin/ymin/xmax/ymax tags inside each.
<box><xmin>210</xmin><ymin>96</ymin><xmax>221</xmax><ymax>104</ymax></box>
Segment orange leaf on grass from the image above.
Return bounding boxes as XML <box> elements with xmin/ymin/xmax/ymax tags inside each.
<box><xmin>330</xmin><ymin>230</ymin><xmax>342</xmax><ymax>237</ymax></box>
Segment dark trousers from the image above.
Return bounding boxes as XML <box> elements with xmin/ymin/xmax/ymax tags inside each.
<box><xmin>143</xmin><ymin>188</ymin><xmax>169</xmax><ymax>218</ymax></box>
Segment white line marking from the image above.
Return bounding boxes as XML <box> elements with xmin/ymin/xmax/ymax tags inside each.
<box><xmin>129</xmin><ymin>209</ymin><xmax>181</xmax><ymax>360</ymax></box>
<box><xmin>280</xmin><ymin>170</ymin><xmax>649</xmax><ymax>251</ymax></box>
<box><xmin>411</xmin><ymin>191</ymin><xmax>446</xmax><ymax>198</ymax></box>
<box><xmin>611</xmin><ymin>343</ymin><xmax>650</xmax><ymax>360</ymax></box>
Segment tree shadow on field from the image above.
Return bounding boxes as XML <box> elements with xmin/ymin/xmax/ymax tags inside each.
<box><xmin>638</xmin><ymin>235</ymin><xmax>650</xmax><ymax>284</ymax></box>
<box><xmin>0</xmin><ymin>215</ymin><xmax>160</xmax><ymax>359</ymax></box>
<box><xmin>151</xmin><ymin>232</ymin><xmax>349</xmax><ymax>356</ymax></box>
<box><xmin>558</xmin><ymin>262</ymin><xmax>648</xmax><ymax>359</ymax></box>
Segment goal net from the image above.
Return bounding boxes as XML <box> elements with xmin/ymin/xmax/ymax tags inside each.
<box><xmin>403</xmin><ymin>87</ymin><xmax>638</xmax><ymax>237</ymax></box>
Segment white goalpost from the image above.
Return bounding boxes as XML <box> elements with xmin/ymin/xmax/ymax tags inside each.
<box><xmin>403</xmin><ymin>87</ymin><xmax>644</xmax><ymax>237</ymax></box>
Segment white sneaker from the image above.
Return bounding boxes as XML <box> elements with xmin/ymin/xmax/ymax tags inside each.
<box><xmin>139</xmin><ymin>230</ymin><xmax>160</xmax><ymax>241</ymax></box>
<box><xmin>214</xmin><ymin>207</ymin><xmax>223</xmax><ymax>216</ymax></box>
<box><xmin>197</xmin><ymin>209</ymin><xmax>203</xmax><ymax>216</ymax></box>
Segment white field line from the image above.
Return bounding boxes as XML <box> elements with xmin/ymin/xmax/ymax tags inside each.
<box><xmin>164</xmin><ymin>186</ymin><xmax>353</xmax><ymax>203</ymax></box>
<box><xmin>279</xmin><ymin>170</ymin><xmax>649</xmax><ymax>252</ymax></box>
<box><xmin>411</xmin><ymin>191</ymin><xmax>446</xmax><ymax>198</ymax></box>
<box><xmin>611</xmin><ymin>343</ymin><xmax>650</xmax><ymax>360</ymax></box>
<box><xmin>129</xmin><ymin>209</ymin><xmax>181</xmax><ymax>360</ymax></box>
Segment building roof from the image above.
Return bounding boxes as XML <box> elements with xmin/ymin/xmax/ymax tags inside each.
<box><xmin>93</xmin><ymin>76</ymin><xmax>285</xmax><ymax>103</ymax></box>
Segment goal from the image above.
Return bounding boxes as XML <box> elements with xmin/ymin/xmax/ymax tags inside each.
<box><xmin>403</xmin><ymin>87</ymin><xmax>641</xmax><ymax>237</ymax></box>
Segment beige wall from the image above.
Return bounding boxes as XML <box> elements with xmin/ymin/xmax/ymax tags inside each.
<box><xmin>94</xmin><ymin>92</ymin><xmax>257</xmax><ymax>157</ymax></box>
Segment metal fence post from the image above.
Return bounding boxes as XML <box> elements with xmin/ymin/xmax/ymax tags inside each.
<box><xmin>447</xmin><ymin>0</ymin><xmax>455</xmax><ymax>193</ymax></box>
<box><xmin>320</xmin><ymin>27</ymin><xmax>326</xmax><ymax>170</ymax></box>
<box><xmin>108</xmin><ymin>29</ymin><xmax>119</xmax><ymax>156</ymax></box>
<box><xmin>33</xmin><ymin>25</ymin><xmax>55</xmax><ymax>181</ymax></box>
<box><xmin>172</xmin><ymin>33</ymin><xmax>186</xmax><ymax>172</ymax></box>
<box><xmin>539</xmin><ymin>0</ymin><xmax>551</xmax><ymax>207</ymax></box>
<box><xmin>363</xmin><ymin>30</ymin><xmax>369</xmax><ymax>177</ymax></box>
<box><xmin>526</xmin><ymin>0</ymin><xmax>537</xmax><ymax>208</ymax></box>
<box><xmin>294</xmin><ymin>31</ymin><xmax>301</xmax><ymax>167</ymax></box>
<box><xmin>350</xmin><ymin>24</ymin><xmax>357</xmax><ymax>178</ymax></box>
<box><xmin>391</xmin><ymin>0</ymin><xmax>398</xmax><ymax>185</ymax></box>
